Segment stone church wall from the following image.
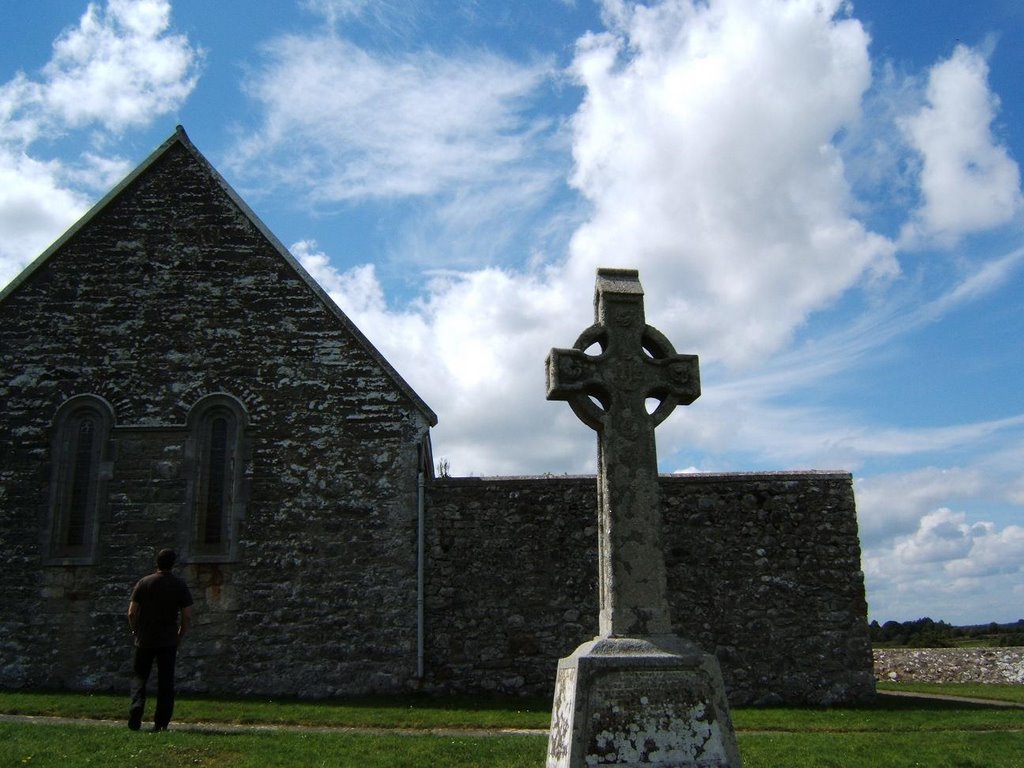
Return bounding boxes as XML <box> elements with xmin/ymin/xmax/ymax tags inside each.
<box><xmin>0</xmin><ymin>138</ymin><xmax>431</xmax><ymax>697</ymax></box>
<box><xmin>423</xmin><ymin>472</ymin><xmax>875</xmax><ymax>705</ymax></box>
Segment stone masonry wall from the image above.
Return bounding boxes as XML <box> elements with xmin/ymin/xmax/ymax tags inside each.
<box><xmin>0</xmin><ymin>139</ymin><xmax>431</xmax><ymax>697</ymax></box>
<box><xmin>874</xmin><ymin>648</ymin><xmax>1024</xmax><ymax>685</ymax></box>
<box><xmin>423</xmin><ymin>473</ymin><xmax>874</xmax><ymax>705</ymax></box>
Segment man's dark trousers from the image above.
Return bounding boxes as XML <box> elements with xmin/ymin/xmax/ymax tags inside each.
<box><xmin>129</xmin><ymin>645</ymin><xmax>178</xmax><ymax>730</ymax></box>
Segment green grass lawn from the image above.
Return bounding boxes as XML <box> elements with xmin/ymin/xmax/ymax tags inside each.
<box><xmin>0</xmin><ymin>723</ymin><xmax>548</xmax><ymax>768</ymax></box>
<box><xmin>2</xmin><ymin>686</ymin><xmax>1022</xmax><ymax>768</ymax></box>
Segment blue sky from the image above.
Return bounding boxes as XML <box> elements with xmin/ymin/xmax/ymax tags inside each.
<box><xmin>2</xmin><ymin>0</ymin><xmax>1023</xmax><ymax>625</ymax></box>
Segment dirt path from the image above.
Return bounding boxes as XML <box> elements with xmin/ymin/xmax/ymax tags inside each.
<box><xmin>0</xmin><ymin>712</ymin><xmax>549</xmax><ymax>737</ymax></box>
<box><xmin>876</xmin><ymin>689</ymin><xmax>1024</xmax><ymax>709</ymax></box>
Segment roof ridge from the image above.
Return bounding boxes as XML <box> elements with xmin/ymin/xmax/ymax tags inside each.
<box><xmin>0</xmin><ymin>127</ymin><xmax>183</xmax><ymax>304</ymax></box>
<box><xmin>0</xmin><ymin>125</ymin><xmax>437</xmax><ymax>426</ymax></box>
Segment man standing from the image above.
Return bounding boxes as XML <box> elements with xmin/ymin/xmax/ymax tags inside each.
<box><xmin>127</xmin><ymin>549</ymin><xmax>194</xmax><ymax>731</ymax></box>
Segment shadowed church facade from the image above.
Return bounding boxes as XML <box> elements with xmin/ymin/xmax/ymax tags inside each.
<box><xmin>0</xmin><ymin>128</ymin><xmax>874</xmax><ymax>704</ymax></box>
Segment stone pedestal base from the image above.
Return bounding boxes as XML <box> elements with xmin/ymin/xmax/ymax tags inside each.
<box><xmin>546</xmin><ymin>636</ymin><xmax>742</xmax><ymax>767</ymax></box>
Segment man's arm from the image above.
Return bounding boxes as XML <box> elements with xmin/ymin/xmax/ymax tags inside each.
<box><xmin>178</xmin><ymin>605</ymin><xmax>192</xmax><ymax>645</ymax></box>
<box><xmin>127</xmin><ymin>600</ymin><xmax>139</xmax><ymax>634</ymax></box>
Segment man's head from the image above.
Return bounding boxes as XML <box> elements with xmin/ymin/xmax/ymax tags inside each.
<box><xmin>156</xmin><ymin>549</ymin><xmax>177</xmax><ymax>571</ymax></box>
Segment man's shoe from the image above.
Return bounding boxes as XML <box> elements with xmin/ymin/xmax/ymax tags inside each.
<box><xmin>128</xmin><ymin>709</ymin><xmax>142</xmax><ymax>731</ymax></box>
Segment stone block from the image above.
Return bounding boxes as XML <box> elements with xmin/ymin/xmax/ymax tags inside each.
<box><xmin>547</xmin><ymin>636</ymin><xmax>741</xmax><ymax>767</ymax></box>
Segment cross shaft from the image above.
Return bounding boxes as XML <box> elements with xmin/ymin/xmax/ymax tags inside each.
<box><xmin>546</xmin><ymin>268</ymin><xmax>699</xmax><ymax>637</ymax></box>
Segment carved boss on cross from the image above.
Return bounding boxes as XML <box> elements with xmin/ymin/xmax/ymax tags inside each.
<box><xmin>546</xmin><ymin>269</ymin><xmax>699</xmax><ymax>437</ymax></box>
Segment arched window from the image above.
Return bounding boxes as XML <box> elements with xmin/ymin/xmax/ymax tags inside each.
<box><xmin>49</xmin><ymin>396</ymin><xmax>114</xmax><ymax>562</ymax></box>
<box><xmin>187</xmin><ymin>395</ymin><xmax>247</xmax><ymax>560</ymax></box>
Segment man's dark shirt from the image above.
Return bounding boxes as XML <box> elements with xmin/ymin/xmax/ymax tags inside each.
<box><xmin>130</xmin><ymin>571</ymin><xmax>193</xmax><ymax>648</ymax></box>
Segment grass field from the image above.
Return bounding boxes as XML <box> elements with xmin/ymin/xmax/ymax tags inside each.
<box><xmin>2</xmin><ymin>686</ymin><xmax>1022</xmax><ymax>767</ymax></box>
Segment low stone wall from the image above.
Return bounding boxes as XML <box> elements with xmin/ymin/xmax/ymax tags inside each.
<box><xmin>874</xmin><ymin>648</ymin><xmax>1024</xmax><ymax>685</ymax></box>
<box><xmin>424</xmin><ymin>472</ymin><xmax>875</xmax><ymax>705</ymax></box>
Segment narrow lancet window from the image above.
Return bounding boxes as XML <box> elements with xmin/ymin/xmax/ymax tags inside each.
<box><xmin>65</xmin><ymin>418</ymin><xmax>97</xmax><ymax>547</ymax></box>
<box><xmin>188</xmin><ymin>395</ymin><xmax>247</xmax><ymax>561</ymax></box>
<box><xmin>203</xmin><ymin>416</ymin><xmax>229</xmax><ymax>545</ymax></box>
<box><xmin>49</xmin><ymin>396</ymin><xmax>113</xmax><ymax>562</ymax></box>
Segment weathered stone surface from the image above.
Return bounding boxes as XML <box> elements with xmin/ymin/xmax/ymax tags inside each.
<box><xmin>547</xmin><ymin>268</ymin><xmax>699</xmax><ymax>638</ymax></box>
<box><xmin>0</xmin><ymin>129</ymin><xmax>434</xmax><ymax>696</ymax></box>
<box><xmin>548</xmin><ymin>637</ymin><xmax>741</xmax><ymax>767</ymax></box>
<box><xmin>874</xmin><ymin>648</ymin><xmax>1024</xmax><ymax>685</ymax></box>
<box><xmin>424</xmin><ymin>474</ymin><xmax>873</xmax><ymax>705</ymax></box>
<box><xmin>544</xmin><ymin>268</ymin><xmax>740</xmax><ymax>766</ymax></box>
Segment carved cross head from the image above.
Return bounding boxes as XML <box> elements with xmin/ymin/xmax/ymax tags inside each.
<box><xmin>546</xmin><ymin>268</ymin><xmax>700</xmax><ymax>433</ymax></box>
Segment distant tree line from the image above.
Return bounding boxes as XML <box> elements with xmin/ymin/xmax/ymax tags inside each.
<box><xmin>869</xmin><ymin>617</ymin><xmax>1024</xmax><ymax>648</ymax></box>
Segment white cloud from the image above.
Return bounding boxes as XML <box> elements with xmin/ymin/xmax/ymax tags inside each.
<box><xmin>39</xmin><ymin>0</ymin><xmax>202</xmax><ymax>132</ymax></box>
<box><xmin>232</xmin><ymin>34</ymin><xmax>555</xmax><ymax>202</ymax></box>
<box><xmin>566</xmin><ymin>0</ymin><xmax>897</xmax><ymax>369</ymax></box>
<box><xmin>0</xmin><ymin>75</ymin><xmax>43</xmax><ymax>146</ymax></box>
<box><xmin>0</xmin><ymin>149</ymin><xmax>90</xmax><ymax>288</ymax></box>
<box><xmin>945</xmin><ymin>521</ymin><xmax>1024</xmax><ymax>579</ymax></box>
<box><xmin>893</xmin><ymin>508</ymin><xmax>980</xmax><ymax>564</ymax></box>
<box><xmin>302</xmin><ymin>0</ymin><xmax>375</xmax><ymax>22</ymax></box>
<box><xmin>865</xmin><ymin>507</ymin><xmax>1024</xmax><ymax>622</ymax></box>
<box><xmin>301</xmin><ymin>0</ymin><xmax>414</xmax><ymax>31</ymax></box>
<box><xmin>855</xmin><ymin>468</ymin><xmax>984</xmax><ymax>545</ymax></box>
<box><xmin>929</xmin><ymin>246</ymin><xmax>1024</xmax><ymax>314</ymax></box>
<box><xmin>900</xmin><ymin>45</ymin><xmax>1023</xmax><ymax>246</ymax></box>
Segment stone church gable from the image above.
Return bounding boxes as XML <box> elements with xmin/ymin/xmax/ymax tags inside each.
<box><xmin>0</xmin><ymin>125</ymin><xmax>435</xmax><ymax>429</ymax></box>
<box><xmin>0</xmin><ymin>127</ymin><xmax>436</xmax><ymax>694</ymax></box>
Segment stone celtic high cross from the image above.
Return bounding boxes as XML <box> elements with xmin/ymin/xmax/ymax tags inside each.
<box><xmin>546</xmin><ymin>268</ymin><xmax>699</xmax><ymax>638</ymax></box>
